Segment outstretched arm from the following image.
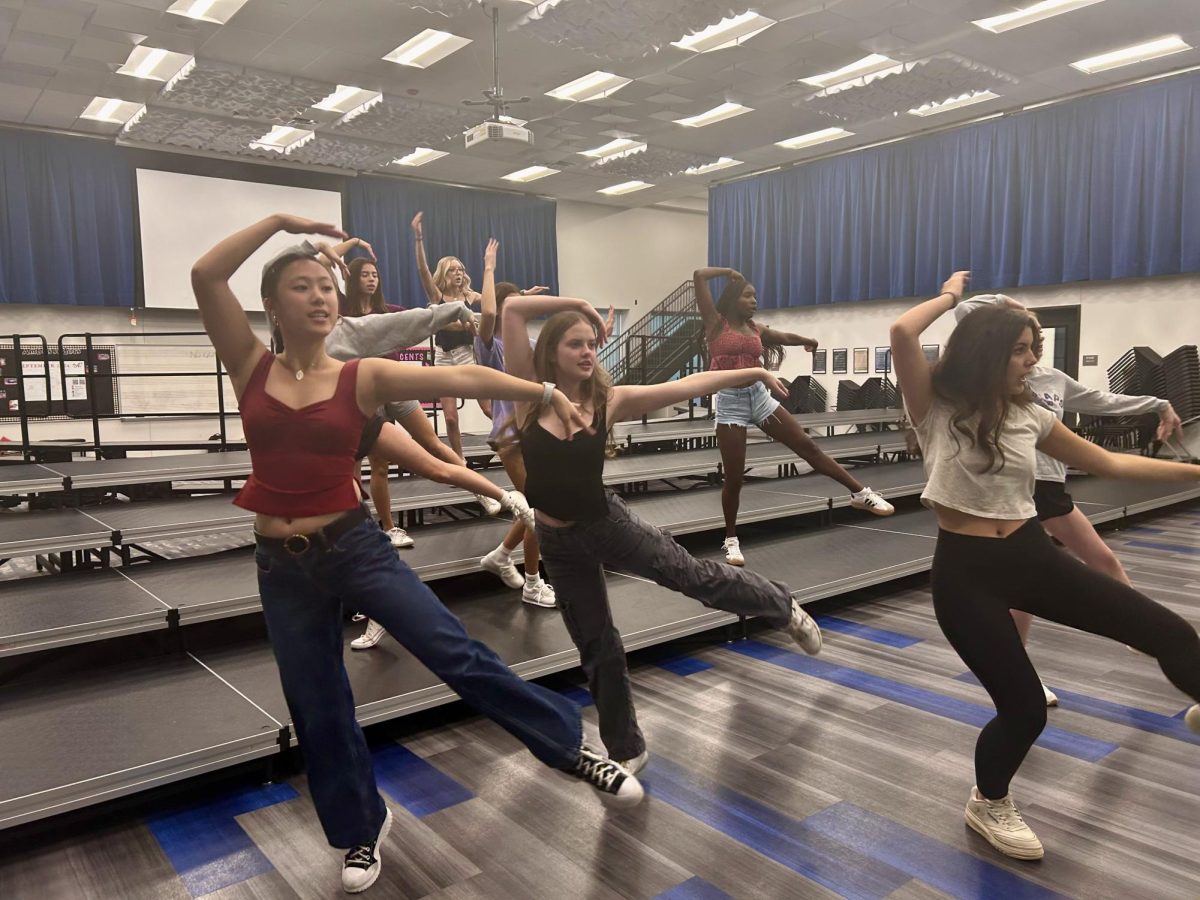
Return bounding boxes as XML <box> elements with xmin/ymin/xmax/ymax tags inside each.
<box><xmin>1060</xmin><ymin>373</ymin><xmax>1181</xmax><ymax>442</ymax></box>
<box><xmin>500</xmin><ymin>295</ymin><xmax>608</xmax><ymax>383</ymax></box>
<box><xmin>411</xmin><ymin>211</ymin><xmax>438</xmax><ymax>305</ymax></box>
<box><xmin>1038</xmin><ymin>420</ymin><xmax>1199</xmax><ymax>481</ymax></box>
<box><xmin>190</xmin><ymin>214</ymin><xmax>345</xmax><ymax>391</ymax></box>
<box><xmin>888</xmin><ymin>271</ymin><xmax>969</xmax><ymax>425</ymax></box>
<box><xmin>325</xmin><ymin>302</ymin><xmax>472</xmax><ymax>361</ymax></box>
<box><xmin>477</xmin><ymin>239</ymin><xmax>500</xmax><ymax>345</ymax></box>
<box><xmin>331</xmin><ymin>236</ymin><xmax>375</xmax><ymax>261</ymax></box>
<box><xmin>610</xmin><ymin>368</ymin><xmax>788</xmax><ymax>422</ymax></box>
<box><xmin>693</xmin><ymin>266</ymin><xmax>739</xmax><ymax>335</ymax></box>
<box><xmin>759</xmin><ymin>325</ymin><xmax>818</xmax><ymax>351</ymax></box>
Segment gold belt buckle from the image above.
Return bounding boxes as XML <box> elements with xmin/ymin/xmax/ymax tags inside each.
<box><xmin>283</xmin><ymin>533</ymin><xmax>311</xmax><ymax>555</ymax></box>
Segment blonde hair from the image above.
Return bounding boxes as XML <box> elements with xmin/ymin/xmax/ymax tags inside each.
<box><xmin>432</xmin><ymin>256</ymin><xmax>472</xmax><ymax>297</ymax></box>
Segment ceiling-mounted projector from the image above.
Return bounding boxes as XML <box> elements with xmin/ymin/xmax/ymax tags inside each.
<box><xmin>464</xmin><ymin>120</ymin><xmax>534</xmax><ymax>155</ymax></box>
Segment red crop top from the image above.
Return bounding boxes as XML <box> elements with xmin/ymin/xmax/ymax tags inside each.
<box><xmin>234</xmin><ymin>352</ymin><xmax>367</xmax><ymax>517</ymax></box>
<box><xmin>707</xmin><ymin>319</ymin><xmax>763</xmax><ymax>371</ymax></box>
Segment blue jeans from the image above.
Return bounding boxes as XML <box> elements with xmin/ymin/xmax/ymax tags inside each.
<box><xmin>537</xmin><ymin>492</ymin><xmax>792</xmax><ymax>760</ymax></box>
<box><xmin>255</xmin><ymin>515</ymin><xmax>582</xmax><ymax>848</ymax></box>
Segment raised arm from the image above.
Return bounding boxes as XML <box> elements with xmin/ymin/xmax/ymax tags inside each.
<box><xmin>477</xmin><ymin>239</ymin><xmax>500</xmax><ymax>345</ymax></box>
<box><xmin>190</xmin><ymin>214</ymin><xmax>345</xmax><ymax>390</ymax></box>
<box><xmin>330</xmin><ymin>236</ymin><xmax>375</xmax><ymax>261</ymax></box>
<box><xmin>411</xmin><ymin>211</ymin><xmax>438</xmax><ymax>305</ymax></box>
<box><xmin>1038</xmin><ymin>420</ymin><xmax>1199</xmax><ymax>481</ymax></box>
<box><xmin>500</xmin><ymin>295</ymin><xmax>608</xmax><ymax>383</ymax></box>
<box><xmin>693</xmin><ymin>266</ymin><xmax>740</xmax><ymax>335</ymax></box>
<box><xmin>610</xmin><ymin>368</ymin><xmax>788</xmax><ymax>422</ymax></box>
<box><xmin>888</xmin><ymin>271</ymin><xmax>969</xmax><ymax>424</ymax></box>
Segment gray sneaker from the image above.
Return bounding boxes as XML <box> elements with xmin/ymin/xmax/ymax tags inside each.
<box><xmin>965</xmin><ymin>787</ymin><xmax>1044</xmax><ymax>860</ymax></box>
<box><xmin>785</xmin><ymin>599</ymin><xmax>822</xmax><ymax>655</ymax></box>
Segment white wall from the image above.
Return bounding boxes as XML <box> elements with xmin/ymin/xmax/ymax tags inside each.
<box><xmin>754</xmin><ymin>273</ymin><xmax>1200</xmax><ymax>405</ymax></box>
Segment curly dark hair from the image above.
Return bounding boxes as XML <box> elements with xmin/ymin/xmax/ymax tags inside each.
<box><xmin>713</xmin><ymin>278</ymin><xmax>784</xmax><ymax>370</ymax></box>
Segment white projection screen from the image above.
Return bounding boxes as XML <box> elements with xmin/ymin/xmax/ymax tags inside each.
<box><xmin>136</xmin><ymin>169</ymin><xmax>344</xmax><ymax>311</ymax></box>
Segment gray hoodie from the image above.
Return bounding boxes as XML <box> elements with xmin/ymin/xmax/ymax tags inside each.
<box><xmin>955</xmin><ymin>295</ymin><xmax>1169</xmax><ymax>481</ymax></box>
<box><xmin>325</xmin><ymin>302</ymin><xmax>473</xmax><ymax>361</ymax></box>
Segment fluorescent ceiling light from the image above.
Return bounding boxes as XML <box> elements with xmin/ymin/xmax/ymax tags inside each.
<box><xmin>166</xmin><ymin>0</ymin><xmax>248</xmax><ymax>24</ymax></box>
<box><xmin>671</xmin><ymin>11</ymin><xmax>776</xmax><ymax>53</ymax></box>
<box><xmin>775</xmin><ymin>127</ymin><xmax>853</xmax><ymax>150</ymax></box>
<box><xmin>685</xmin><ymin>157</ymin><xmax>742</xmax><ymax>175</ymax></box>
<box><xmin>909</xmin><ymin>90</ymin><xmax>1000</xmax><ymax>116</ymax></box>
<box><xmin>80</xmin><ymin>97</ymin><xmax>142</xmax><ymax>123</ymax></box>
<box><xmin>314</xmin><ymin>85</ymin><xmax>382</xmax><ymax>121</ymax></box>
<box><xmin>973</xmin><ymin>0</ymin><xmax>1106</xmax><ymax>34</ymax></box>
<box><xmin>392</xmin><ymin>147</ymin><xmax>448</xmax><ymax>166</ymax></box>
<box><xmin>799</xmin><ymin>54</ymin><xmax>900</xmax><ymax>89</ymax></box>
<box><xmin>580</xmin><ymin>138</ymin><xmax>646</xmax><ymax>159</ymax></box>
<box><xmin>598</xmin><ymin>180</ymin><xmax>652</xmax><ymax>196</ymax></box>
<box><xmin>117</xmin><ymin>46</ymin><xmax>195</xmax><ymax>82</ymax></box>
<box><xmin>674</xmin><ymin>102</ymin><xmax>752</xmax><ymax>128</ymax></box>
<box><xmin>383</xmin><ymin>29</ymin><xmax>471</xmax><ymax>68</ymax></box>
<box><xmin>546</xmin><ymin>70</ymin><xmax>632</xmax><ymax>103</ymax></box>
<box><xmin>502</xmin><ymin>165</ymin><xmax>559</xmax><ymax>183</ymax></box>
<box><xmin>1070</xmin><ymin>35</ymin><xmax>1191</xmax><ymax>74</ymax></box>
<box><xmin>249</xmin><ymin>125</ymin><xmax>315</xmax><ymax>154</ymax></box>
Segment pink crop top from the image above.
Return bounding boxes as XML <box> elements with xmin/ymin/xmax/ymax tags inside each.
<box><xmin>234</xmin><ymin>352</ymin><xmax>366</xmax><ymax>517</ymax></box>
<box><xmin>707</xmin><ymin>319</ymin><xmax>763</xmax><ymax>371</ymax></box>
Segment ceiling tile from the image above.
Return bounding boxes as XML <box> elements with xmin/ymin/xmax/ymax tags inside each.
<box><xmin>15</xmin><ymin>5</ymin><xmax>88</xmax><ymax>39</ymax></box>
<box><xmin>0</xmin><ymin>82</ymin><xmax>41</xmax><ymax>120</ymax></box>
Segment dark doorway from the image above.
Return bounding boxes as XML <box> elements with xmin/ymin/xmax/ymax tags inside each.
<box><xmin>1033</xmin><ymin>305</ymin><xmax>1082</xmax><ymax>379</ymax></box>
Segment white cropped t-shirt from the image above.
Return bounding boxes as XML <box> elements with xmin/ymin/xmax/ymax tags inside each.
<box><xmin>910</xmin><ymin>396</ymin><xmax>1058</xmax><ymax>520</ymax></box>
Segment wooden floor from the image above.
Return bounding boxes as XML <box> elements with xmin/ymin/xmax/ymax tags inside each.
<box><xmin>1</xmin><ymin>504</ymin><xmax>1198</xmax><ymax>899</ymax></box>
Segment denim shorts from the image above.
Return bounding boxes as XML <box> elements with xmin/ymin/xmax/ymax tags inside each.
<box><xmin>715</xmin><ymin>381</ymin><xmax>781</xmax><ymax>427</ymax></box>
<box><xmin>383</xmin><ymin>399</ymin><xmax>421</xmax><ymax>421</ymax></box>
<box><xmin>434</xmin><ymin>344</ymin><xmax>474</xmax><ymax>367</ymax></box>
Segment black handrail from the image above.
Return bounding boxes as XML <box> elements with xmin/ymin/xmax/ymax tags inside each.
<box><xmin>5</xmin><ymin>334</ymin><xmax>51</xmax><ymax>462</ymax></box>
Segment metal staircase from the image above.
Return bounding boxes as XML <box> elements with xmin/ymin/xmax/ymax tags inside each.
<box><xmin>599</xmin><ymin>280</ymin><xmax>706</xmax><ymax>387</ymax></box>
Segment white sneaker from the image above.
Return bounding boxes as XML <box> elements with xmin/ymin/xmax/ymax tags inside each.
<box><xmin>850</xmin><ymin>487</ymin><xmax>894</xmax><ymax>517</ymax></box>
<box><xmin>1042</xmin><ymin>682</ymin><xmax>1059</xmax><ymax>707</ymax></box>
<box><xmin>964</xmin><ymin>787</ymin><xmax>1044</xmax><ymax>860</ymax></box>
<box><xmin>341</xmin><ymin>807</ymin><xmax>392</xmax><ymax>893</ymax></box>
<box><xmin>481</xmin><ymin>547</ymin><xmax>524</xmax><ymax>589</ymax></box>
<box><xmin>351</xmin><ymin>620</ymin><xmax>386</xmax><ymax>651</ymax></box>
<box><xmin>785</xmin><ymin>598</ymin><xmax>822</xmax><ymax>655</ymax></box>
<box><xmin>477</xmin><ymin>494</ymin><xmax>503</xmax><ymax>516</ymax></box>
<box><xmin>386</xmin><ymin>527</ymin><xmax>414</xmax><ymax>549</ymax></box>
<box><xmin>723</xmin><ymin>537</ymin><xmax>744</xmax><ymax>567</ymax></box>
<box><xmin>617</xmin><ymin>750</ymin><xmax>649</xmax><ymax>776</ymax></box>
<box><xmin>573</xmin><ymin>746</ymin><xmax>644</xmax><ymax>809</ymax></box>
<box><xmin>522</xmin><ymin>577</ymin><xmax>557</xmax><ymax>608</ymax></box>
<box><xmin>1186</xmin><ymin>704</ymin><xmax>1200</xmax><ymax>734</ymax></box>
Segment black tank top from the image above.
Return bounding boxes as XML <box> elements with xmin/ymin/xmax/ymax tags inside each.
<box><xmin>522</xmin><ymin>407</ymin><xmax>609</xmax><ymax>521</ymax></box>
<box><xmin>434</xmin><ymin>292</ymin><xmax>475</xmax><ymax>351</ymax></box>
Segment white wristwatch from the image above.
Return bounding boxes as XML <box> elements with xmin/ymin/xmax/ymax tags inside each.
<box><xmin>540</xmin><ymin>381</ymin><xmax>556</xmax><ymax>406</ymax></box>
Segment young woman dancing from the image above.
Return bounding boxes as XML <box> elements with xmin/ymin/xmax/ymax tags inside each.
<box><xmin>955</xmin><ymin>293</ymin><xmax>1185</xmax><ymax>705</ymax></box>
<box><xmin>501</xmin><ymin>293</ymin><xmax>823</xmax><ymax>774</ymax></box>
<box><xmin>412</xmin><ymin>210</ymin><xmax>484</xmax><ymax>462</ymax></box>
<box><xmin>191</xmin><ymin>215</ymin><xmax>643</xmax><ymax>893</ymax></box>
<box><xmin>890</xmin><ymin>272</ymin><xmax>1200</xmax><ymax>862</ymax></box>
<box><xmin>694</xmin><ymin>267</ymin><xmax>894</xmax><ymax>566</ymax></box>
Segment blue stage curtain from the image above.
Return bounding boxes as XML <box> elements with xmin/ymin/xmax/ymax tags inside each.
<box><xmin>345</xmin><ymin>176</ymin><xmax>557</xmax><ymax>308</ymax></box>
<box><xmin>709</xmin><ymin>70</ymin><xmax>1200</xmax><ymax>309</ymax></box>
<box><xmin>0</xmin><ymin>128</ymin><xmax>136</xmax><ymax>306</ymax></box>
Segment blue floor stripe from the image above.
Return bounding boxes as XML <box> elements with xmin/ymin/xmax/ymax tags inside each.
<box><xmin>654</xmin><ymin>875</ymin><xmax>735</xmax><ymax>900</ymax></box>
<box><xmin>146</xmin><ymin>782</ymin><xmax>298</xmax><ymax>898</ymax></box>
<box><xmin>557</xmin><ymin>684</ymin><xmax>595</xmax><ymax>707</ymax></box>
<box><xmin>652</xmin><ymin>654</ymin><xmax>715</xmax><ymax>676</ymax></box>
<box><xmin>814</xmin><ymin>615</ymin><xmax>922</xmax><ymax>648</ymax></box>
<box><xmin>1125</xmin><ymin>526</ymin><xmax>1165</xmax><ymax>534</ymax></box>
<box><xmin>643</xmin><ymin>755</ymin><xmax>912</xmax><ymax>899</ymax></box>
<box><xmin>803</xmin><ymin>802</ymin><xmax>1068</xmax><ymax>900</ymax></box>
<box><xmin>1125</xmin><ymin>539</ymin><xmax>1200</xmax><ymax>556</ymax></box>
<box><xmin>372</xmin><ymin>743</ymin><xmax>474</xmax><ymax>817</ymax></box>
<box><xmin>726</xmin><ymin>641</ymin><xmax>1118</xmax><ymax>762</ymax></box>
<box><xmin>955</xmin><ymin>672</ymin><xmax>1200</xmax><ymax>746</ymax></box>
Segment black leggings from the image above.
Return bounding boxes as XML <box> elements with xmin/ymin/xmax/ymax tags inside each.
<box><xmin>932</xmin><ymin>520</ymin><xmax>1200</xmax><ymax>799</ymax></box>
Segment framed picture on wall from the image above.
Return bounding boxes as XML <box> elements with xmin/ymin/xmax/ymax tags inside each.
<box><xmin>812</xmin><ymin>349</ymin><xmax>827</xmax><ymax>374</ymax></box>
<box><xmin>922</xmin><ymin>344</ymin><xmax>940</xmax><ymax>363</ymax></box>
<box><xmin>853</xmin><ymin>348</ymin><xmax>869</xmax><ymax>374</ymax></box>
<box><xmin>831</xmin><ymin>348</ymin><xmax>848</xmax><ymax>374</ymax></box>
<box><xmin>875</xmin><ymin>347</ymin><xmax>891</xmax><ymax>373</ymax></box>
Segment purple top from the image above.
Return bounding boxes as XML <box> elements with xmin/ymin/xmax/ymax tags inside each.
<box><xmin>474</xmin><ymin>334</ymin><xmax>533</xmax><ymax>445</ymax></box>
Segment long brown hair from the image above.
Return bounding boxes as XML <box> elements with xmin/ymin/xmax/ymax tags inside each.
<box><xmin>505</xmin><ymin>310</ymin><xmax>616</xmax><ymax>454</ymax></box>
<box><xmin>932</xmin><ymin>304</ymin><xmax>1042</xmax><ymax>472</ymax></box>
<box><xmin>714</xmin><ymin>278</ymin><xmax>784</xmax><ymax>370</ymax></box>
<box><xmin>343</xmin><ymin>258</ymin><xmax>387</xmax><ymax>317</ymax></box>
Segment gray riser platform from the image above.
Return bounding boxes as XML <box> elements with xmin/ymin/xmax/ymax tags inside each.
<box><xmin>0</xmin><ymin>431</ymin><xmax>909</xmax><ymax>560</ymax></box>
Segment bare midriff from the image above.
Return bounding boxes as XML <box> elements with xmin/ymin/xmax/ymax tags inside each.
<box><xmin>930</xmin><ymin>502</ymin><xmax>1028</xmax><ymax>538</ymax></box>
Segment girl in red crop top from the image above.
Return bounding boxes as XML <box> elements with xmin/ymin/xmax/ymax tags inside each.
<box><xmin>191</xmin><ymin>215</ymin><xmax>644</xmax><ymax>890</ymax></box>
<box><xmin>693</xmin><ymin>266</ymin><xmax>894</xmax><ymax>567</ymax></box>
<box><xmin>499</xmin><ymin>293</ymin><xmax>825</xmax><ymax>775</ymax></box>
